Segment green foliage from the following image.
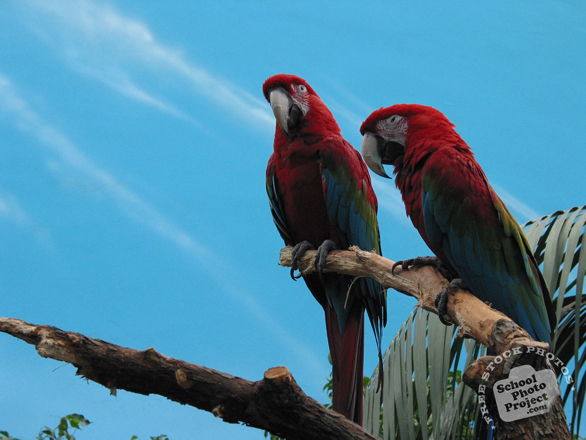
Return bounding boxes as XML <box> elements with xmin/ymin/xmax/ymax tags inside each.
<box><xmin>1</xmin><ymin>414</ymin><xmax>91</xmax><ymax>440</ymax></box>
<box><xmin>131</xmin><ymin>436</ymin><xmax>169</xmax><ymax>440</ymax></box>
<box><xmin>37</xmin><ymin>414</ymin><xmax>91</xmax><ymax>440</ymax></box>
<box><xmin>1</xmin><ymin>414</ymin><xmax>168</xmax><ymax>440</ymax></box>
<box><xmin>524</xmin><ymin>205</ymin><xmax>586</xmax><ymax>434</ymax></box>
<box><xmin>364</xmin><ymin>308</ymin><xmax>481</xmax><ymax>440</ymax></box>
<box><xmin>322</xmin><ymin>352</ymin><xmax>333</xmax><ymax>409</ymax></box>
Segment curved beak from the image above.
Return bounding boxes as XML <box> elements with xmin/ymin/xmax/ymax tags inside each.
<box><xmin>361</xmin><ymin>132</ymin><xmax>391</xmax><ymax>178</ymax></box>
<box><xmin>268</xmin><ymin>88</ymin><xmax>293</xmax><ymax>134</ymax></box>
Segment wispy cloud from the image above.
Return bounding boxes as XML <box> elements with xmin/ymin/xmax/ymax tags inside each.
<box><xmin>76</xmin><ymin>64</ymin><xmax>200</xmax><ymax>124</ymax></box>
<box><xmin>326</xmin><ymin>80</ymin><xmax>375</xmax><ymax>116</ymax></box>
<box><xmin>0</xmin><ymin>70</ymin><xmax>324</xmax><ymax>376</ymax></box>
<box><xmin>0</xmin><ymin>192</ymin><xmax>29</xmax><ymax>226</ymax></box>
<box><xmin>322</xmin><ymin>83</ymin><xmax>375</xmax><ymax>131</ymax></box>
<box><xmin>372</xmin><ymin>179</ymin><xmax>412</xmax><ymax>227</ymax></box>
<box><xmin>14</xmin><ymin>0</ymin><xmax>273</xmax><ymax>131</ymax></box>
<box><xmin>325</xmin><ymin>95</ymin><xmax>366</xmax><ymax>130</ymax></box>
<box><xmin>0</xmin><ymin>189</ymin><xmax>53</xmax><ymax>246</ymax></box>
<box><xmin>0</xmin><ymin>71</ymin><xmax>200</xmax><ymax>253</ymax></box>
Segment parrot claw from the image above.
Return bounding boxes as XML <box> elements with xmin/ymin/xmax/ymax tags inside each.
<box><xmin>290</xmin><ymin>240</ymin><xmax>315</xmax><ymax>280</ymax></box>
<box><xmin>451</xmin><ymin>278</ymin><xmax>469</xmax><ymax>291</ymax></box>
<box><xmin>434</xmin><ymin>278</ymin><xmax>469</xmax><ymax>325</ymax></box>
<box><xmin>392</xmin><ymin>256</ymin><xmax>454</xmax><ymax>280</ymax></box>
<box><xmin>291</xmin><ymin>271</ymin><xmax>303</xmax><ymax>280</ymax></box>
<box><xmin>314</xmin><ymin>240</ymin><xmax>339</xmax><ymax>279</ymax></box>
<box><xmin>434</xmin><ymin>288</ymin><xmax>453</xmax><ymax>325</ymax></box>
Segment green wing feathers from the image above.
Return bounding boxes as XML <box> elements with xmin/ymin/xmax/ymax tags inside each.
<box><xmin>421</xmin><ymin>152</ymin><xmax>553</xmax><ymax>343</ymax></box>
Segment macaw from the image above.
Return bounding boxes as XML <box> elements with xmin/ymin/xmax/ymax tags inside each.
<box><xmin>360</xmin><ymin>104</ymin><xmax>555</xmax><ymax>344</ymax></box>
<box><xmin>264</xmin><ymin>74</ymin><xmax>387</xmax><ymax>425</ymax></box>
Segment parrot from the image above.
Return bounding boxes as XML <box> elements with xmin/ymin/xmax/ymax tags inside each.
<box><xmin>359</xmin><ymin>104</ymin><xmax>555</xmax><ymax>344</ymax></box>
<box><xmin>263</xmin><ymin>74</ymin><xmax>387</xmax><ymax>425</ymax></box>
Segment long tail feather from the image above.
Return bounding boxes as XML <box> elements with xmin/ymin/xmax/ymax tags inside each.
<box><xmin>326</xmin><ymin>303</ymin><xmax>365</xmax><ymax>425</ymax></box>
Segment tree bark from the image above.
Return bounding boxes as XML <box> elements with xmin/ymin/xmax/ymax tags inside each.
<box><xmin>0</xmin><ymin>317</ymin><xmax>378</xmax><ymax>440</ymax></box>
<box><xmin>0</xmin><ymin>246</ymin><xmax>570</xmax><ymax>439</ymax></box>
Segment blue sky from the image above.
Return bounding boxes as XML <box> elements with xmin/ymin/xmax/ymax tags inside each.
<box><xmin>0</xmin><ymin>1</ymin><xmax>584</xmax><ymax>438</ymax></box>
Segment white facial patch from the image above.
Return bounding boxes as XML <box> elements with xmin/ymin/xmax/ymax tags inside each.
<box><xmin>291</xmin><ymin>83</ymin><xmax>310</xmax><ymax>116</ymax></box>
<box><xmin>376</xmin><ymin>115</ymin><xmax>407</xmax><ymax>144</ymax></box>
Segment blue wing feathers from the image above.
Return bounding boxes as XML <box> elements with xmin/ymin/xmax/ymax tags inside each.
<box><xmin>321</xmin><ymin>153</ymin><xmax>386</xmax><ymax>349</ymax></box>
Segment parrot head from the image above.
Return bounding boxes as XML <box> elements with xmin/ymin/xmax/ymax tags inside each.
<box><xmin>263</xmin><ymin>74</ymin><xmax>339</xmax><ymax>138</ymax></box>
<box><xmin>360</xmin><ymin>104</ymin><xmax>461</xmax><ymax>178</ymax></box>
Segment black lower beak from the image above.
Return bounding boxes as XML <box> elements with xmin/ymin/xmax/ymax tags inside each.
<box><xmin>382</xmin><ymin>140</ymin><xmax>405</xmax><ymax>164</ymax></box>
<box><xmin>287</xmin><ymin>104</ymin><xmax>303</xmax><ymax>132</ymax></box>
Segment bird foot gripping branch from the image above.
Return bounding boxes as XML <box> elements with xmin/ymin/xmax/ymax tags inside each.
<box><xmin>289</xmin><ymin>240</ymin><xmax>315</xmax><ymax>279</ymax></box>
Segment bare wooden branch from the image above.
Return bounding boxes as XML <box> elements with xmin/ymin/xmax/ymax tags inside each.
<box><xmin>279</xmin><ymin>246</ymin><xmax>570</xmax><ymax>439</ymax></box>
<box><xmin>279</xmin><ymin>245</ymin><xmax>529</xmax><ymax>352</ymax></box>
<box><xmin>0</xmin><ymin>317</ymin><xmax>379</xmax><ymax>440</ymax></box>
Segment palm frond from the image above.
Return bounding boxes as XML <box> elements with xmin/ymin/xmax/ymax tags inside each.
<box><xmin>364</xmin><ymin>309</ymin><xmax>480</xmax><ymax>439</ymax></box>
<box><xmin>524</xmin><ymin>205</ymin><xmax>586</xmax><ymax>434</ymax></box>
<box><xmin>364</xmin><ymin>205</ymin><xmax>586</xmax><ymax>438</ymax></box>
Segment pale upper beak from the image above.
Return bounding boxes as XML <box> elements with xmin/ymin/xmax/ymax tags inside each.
<box><xmin>268</xmin><ymin>88</ymin><xmax>293</xmax><ymax>134</ymax></box>
<box><xmin>361</xmin><ymin>132</ymin><xmax>391</xmax><ymax>178</ymax></box>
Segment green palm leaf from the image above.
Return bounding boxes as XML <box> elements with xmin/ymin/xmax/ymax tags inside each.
<box><xmin>364</xmin><ymin>205</ymin><xmax>586</xmax><ymax>438</ymax></box>
<box><xmin>524</xmin><ymin>205</ymin><xmax>586</xmax><ymax>434</ymax></box>
<box><xmin>364</xmin><ymin>309</ymin><xmax>480</xmax><ymax>439</ymax></box>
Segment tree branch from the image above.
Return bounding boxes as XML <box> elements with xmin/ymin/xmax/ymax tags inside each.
<box><xmin>280</xmin><ymin>245</ymin><xmax>526</xmax><ymax>351</ymax></box>
<box><xmin>0</xmin><ymin>317</ymin><xmax>378</xmax><ymax>440</ymax></box>
<box><xmin>279</xmin><ymin>246</ymin><xmax>570</xmax><ymax>439</ymax></box>
<box><xmin>1</xmin><ymin>247</ymin><xmax>570</xmax><ymax>439</ymax></box>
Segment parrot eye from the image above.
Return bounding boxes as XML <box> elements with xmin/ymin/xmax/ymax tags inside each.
<box><xmin>386</xmin><ymin>115</ymin><xmax>405</xmax><ymax>128</ymax></box>
<box><xmin>377</xmin><ymin>115</ymin><xmax>407</xmax><ymax>144</ymax></box>
<box><xmin>291</xmin><ymin>84</ymin><xmax>311</xmax><ymax>116</ymax></box>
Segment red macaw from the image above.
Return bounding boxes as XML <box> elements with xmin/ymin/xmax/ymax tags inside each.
<box><xmin>360</xmin><ymin>104</ymin><xmax>555</xmax><ymax>343</ymax></box>
<box><xmin>264</xmin><ymin>74</ymin><xmax>386</xmax><ymax>424</ymax></box>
